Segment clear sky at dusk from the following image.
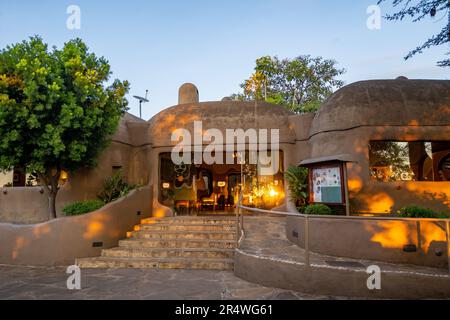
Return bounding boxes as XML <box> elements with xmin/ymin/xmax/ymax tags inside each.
<box><xmin>1</xmin><ymin>0</ymin><xmax>448</xmax><ymax>119</ymax></box>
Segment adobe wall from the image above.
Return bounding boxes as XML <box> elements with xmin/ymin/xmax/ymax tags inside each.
<box><xmin>307</xmin><ymin>125</ymin><xmax>450</xmax><ymax>213</ymax></box>
<box><xmin>0</xmin><ymin>186</ymin><xmax>152</xmax><ymax>266</ymax></box>
<box><xmin>286</xmin><ymin>215</ymin><xmax>448</xmax><ymax>268</ymax></box>
<box><xmin>0</xmin><ymin>141</ymin><xmax>139</xmax><ymax>224</ymax></box>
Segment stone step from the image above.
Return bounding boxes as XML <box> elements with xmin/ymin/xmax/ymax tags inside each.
<box><xmin>76</xmin><ymin>257</ymin><xmax>234</xmax><ymax>270</ymax></box>
<box><xmin>138</xmin><ymin>223</ymin><xmax>236</xmax><ymax>232</ymax></box>
<box><xmin>102</xmin><ymin>247</ymin><xmax>235</xmax><ymax>259</ymax></box>
<box><xmin>119</xmin><ymin>238</ymin><xmax>236</xmax><ymax>250</ymax></box>
<box><xmin>131</xmin><ymin>230</ymin><xmax>236</xmax><ymax>241</ymax></box>
<box><xmin>141</xmin><ymin>217</ymin><xmax>236</xmax><ymax>225</ymax></box>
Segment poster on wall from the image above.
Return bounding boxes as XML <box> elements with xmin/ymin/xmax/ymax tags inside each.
<box><xmin>311</xmin><ymin>166</ymin><xmax>343</xmax><ymax>204</ymax></box>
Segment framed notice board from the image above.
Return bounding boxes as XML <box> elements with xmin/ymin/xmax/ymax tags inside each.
<box><xmin>309</xmin><ymin>163</ymin><xmax>345</xmax><ymax>205</ymax></box>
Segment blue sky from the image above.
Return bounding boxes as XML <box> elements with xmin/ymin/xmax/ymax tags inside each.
<box><xmin>0</xmin><ymin>0</ymin><xmax>448</xmax><ymax>119</ymax></box>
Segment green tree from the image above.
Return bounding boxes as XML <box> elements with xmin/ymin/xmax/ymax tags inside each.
<box><xmin>378</xmin><ymin>0</ymin><xmax>450</xmax><ymax>67</ymax></box>
<box><xmin>0</xmin><ymin>36</ymin><xmax>129</xmax><ymax>219</ymax></box>
<box><xmin>231</xmin><ymin>55</ymin><xmax>345</xmax><ymax>113</ymax></box>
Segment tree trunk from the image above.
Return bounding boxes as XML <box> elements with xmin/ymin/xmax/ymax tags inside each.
<box><xmin>48</xmin><ymin>190</ymin><xmax>57</xmax><ymax>220</ymax></box>
<box><xmin>38</xmin><ymin>168</ymin><xmax>61</xmax><ymax>220</ymax></box>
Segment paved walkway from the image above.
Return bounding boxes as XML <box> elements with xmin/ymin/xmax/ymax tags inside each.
<box><xmin>0</xmin><ymin>265</ymin><xmax>339</xmax><ymax>300</ymax></box>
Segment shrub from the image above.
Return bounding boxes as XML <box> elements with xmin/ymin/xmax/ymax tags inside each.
<box><xmin>399</xmin><ymin>205</ymin><xmax>449</xmax><ymax>219</ymax></box>
<box><xmin>63</xmin><ymin>200</ymin><xmax>105</xmax><ymax>216</ymax></box>
<box><xmin>305</xmin><ymin>204</ymin><xmax>333</xmax><ymax>215</ymax></box>
<box><xmin>98</xmin><ymin>170</ymin><xmax>140</xmax><ymax>204</ymax></box>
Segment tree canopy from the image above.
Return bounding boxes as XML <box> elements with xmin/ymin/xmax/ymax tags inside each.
<box><xmin>231</xmin><ymin>55</ymin><xmax>345</xmax><ymax>113</ymax></box>
<box><xmin>378</xmin><ymin>0</ymin><xmax>450</xmax><ymax>67</ymax></box>
<box><xmin>0</xmin><ymin>36</ymin><xmax>129</xmax><ymax>218</ymax></box>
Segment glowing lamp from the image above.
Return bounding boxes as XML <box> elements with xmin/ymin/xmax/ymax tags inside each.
<box><xmin>162</xmin><ymin>182</ymin><xmax>171</xmax><ymax>189</ymax></box>
<box><xmin>59</xmin><ymin>171</ymin><xmax>69</xmax><ymax>185</ymax></box>
<box><xmin>217</xmin><ymin>181</ymin><xmax>226</xmax><ymax>188</ymax></box>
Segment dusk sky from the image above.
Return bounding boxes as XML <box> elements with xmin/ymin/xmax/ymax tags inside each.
<box><xmin>1</xmin><ymin>0</ymin><xmax>448</xmax><ymax>119</ymax></box>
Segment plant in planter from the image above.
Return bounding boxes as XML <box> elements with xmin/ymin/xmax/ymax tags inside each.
<box><xmin>97</xmin><ymin>170</ymin><xmax>140</xmax><ymax>204</ymax></box>
<box><xmin>398</xmin><ymin>205</ymin><xmax>449</xmax><ymax>219</ymax></box>
<box><xmin>63</xmin><ymin>200</ymin><xmax>104</xmax><ymax>216</ymax></box>
<box><xmin>284</xmin><ymin>166</ymin><xmax>309</xmax><ymax>211</ymax></box>
<box><xmin>305</xmin><ymin>204</ymin><xmax>333</xmax><ymax>216</ymax></box>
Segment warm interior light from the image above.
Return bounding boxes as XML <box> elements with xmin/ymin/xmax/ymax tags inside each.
<box><xmin>217</xmin><ymin>181</ymin><xmax>226</xmax><ymax>187</ymax></box>
<box><xmin>162</xmin><ymin>182</ymin><xmax>170</xmax><ymax>189</ymax></box>
<box><xmin>268</xmin><ymin>187</ymin><xmax>278</xmax><ymax>197</ymax></box>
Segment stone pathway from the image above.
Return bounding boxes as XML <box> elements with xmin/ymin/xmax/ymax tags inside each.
<box><xmin>0</xmin><ymin>265</ymin><xmax>341</xmax><ymax>300</ymax></box>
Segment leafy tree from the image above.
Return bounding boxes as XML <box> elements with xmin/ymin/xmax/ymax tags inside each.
<box><xmin>0</xmin><ymin>36</ymin><xmax>129</xmax><ymax>219</ymax></box>
<box><xmin>231</xmin><ymin>55</ymin><xmax>345</xmax><ymax>113</ymax></box>
<box><xmin>378</xmin><ymin>0</ymin><xmax>450</xmax><ymax>67</ymax></box>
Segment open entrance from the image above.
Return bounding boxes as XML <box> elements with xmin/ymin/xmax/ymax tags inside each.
<box><xmin>158</xmin><ymin>152</ymin><xmax>285</xmax><ymax>215</ymax></box>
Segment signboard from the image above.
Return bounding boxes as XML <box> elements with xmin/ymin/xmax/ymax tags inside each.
<box><xmin>310</xmin><ymin>165</ymin><xmax>344</xmax><ymax>204</ymax></box>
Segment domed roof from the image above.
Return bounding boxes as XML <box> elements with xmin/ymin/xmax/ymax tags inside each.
<box><xmin>148</xmin><ymin>100</ymin><xmax>296</xmax><ymax>147</ymax></box>
<box><xmin>310</xmin><ymin>79</ymin><xmax>450</xmax><ymax>136</ymax></box>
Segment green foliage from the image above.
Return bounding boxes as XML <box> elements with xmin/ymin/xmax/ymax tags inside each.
<box><xmin>378</xmin><ymin>0</ymin><xmax>449</xmax><ymax>67</ymax></box>
<box><xmin>369</xmin><ymin>141</ymin><xmax>413</xmax><ymax>182</ymax></box>
<box><xmin>398</xmin><ymin>205</ymin><xmax>450</xmax><ymax>219</ymax></box>
<box><xmin>285</xmin><ymin>166</ymin><xmax>309</xmax><ymax>206</ymax></box>
<box><xmin>63</xmin><ymin>200</ymin><xmax>104</xmax><ymax>216</ymax></box>
<box><xmin>305</xmin><ymin>204</ymin><xmax>333</xmax><ymax>216</ymax></box>
<box><xmin>0</xmin><ymin>36</ymin><xmax>130</xmax><ymax>218</ymax></box>
<box><xmin>98</xmin><ymin>170</ymin><xmax>139</xmax><ymax>204</ymax></box>
<box><xmin>231</xmin><ymin>55</ymin><xmax>345</xmax><ymax>113</ymax></box>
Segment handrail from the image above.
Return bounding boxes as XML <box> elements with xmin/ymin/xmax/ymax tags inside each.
<box><xmin>235</xmin><ymin>193</ymin><xmax>245</xmax><ymax>248</ymax></box>
<box><xmin>236</xmin><ymin>203</ymin><xmax>450</xmax><ymax>274</ymax></box>
<box><xmin>237</xmin><ymin>204</ymin><xmax>450</xmax><ymax>223</ymax></box>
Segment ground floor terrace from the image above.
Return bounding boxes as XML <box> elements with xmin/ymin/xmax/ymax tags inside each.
<box><xmin>2</xmin><ymin>215</ymin><xmax>449</xmax><ymax>300</ymax></box>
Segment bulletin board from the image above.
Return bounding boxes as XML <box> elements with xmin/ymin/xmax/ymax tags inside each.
<box><xmin>309</xmin><ymin>164</ymin><xmax>345</xmax><ymax>205</ymax></box>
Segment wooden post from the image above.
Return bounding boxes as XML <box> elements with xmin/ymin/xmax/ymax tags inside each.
<box><xmin>305</xmin><ymin>216</ymin><xmax>310</xmax><ymax>268</ymax></box>
<box><xmin>446</xmin><ymin>221</ymin><xmax>450</xmax><ymax>275</ymax></box>
<box><xmin>235</xmin><ymin>206</ymin><xmax>240</xmax><ymax>248</ymax></box>
<box><xmin>342</xmin><ymin>163</ymin><xmax>350</xmax><ymax>216</ymax></box>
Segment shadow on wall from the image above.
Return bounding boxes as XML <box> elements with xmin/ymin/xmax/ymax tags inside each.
<box><xmin>350</xmin><ymin>182</ymin><xmax>450</xmax><ymax>214</ymax></box>
<box><xmin>0</xmin><ymin>186</ymin><xmax>152</xmax><ymax>266</ymax></box>
<box><xmin>286</xmin><ymin>216</ymin><xmax>448</xmax><ymax>268</ymax></box>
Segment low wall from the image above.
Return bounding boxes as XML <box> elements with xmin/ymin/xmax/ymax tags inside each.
<box><xmin>0</xmin><ymin>186</ymin><xmax>152</xmax><ymax>266</ymax></box>
<box><xmin>235</xmin><ymin>250</ymin><xmax>450</xmax><ymax>299</ymax></box>
<box><xmin>0</xmin><ymin>185</ymin><xmax>102</xmax><ymax>225</ymax></box>
<box><xmin>286</xmin><ymin>216</ymin><xmax>449</xmax><ymax>269</ymax></box>
<box><xmin>0</xmin><ymin>187</ymin><xmax>50</xmax><ymax>224</ymax></box>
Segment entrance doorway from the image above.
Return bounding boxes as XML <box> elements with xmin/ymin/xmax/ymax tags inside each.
<box><xmin>158</xmin><ymin>152</ymin><xmax>285</xmax><ymax>216</ymax></box>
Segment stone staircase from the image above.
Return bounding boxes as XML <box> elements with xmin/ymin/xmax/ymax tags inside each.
<box><xmin>76</xmin><ymin>216</ymin><xmax>237</xmax><ymax>270</ymax></box>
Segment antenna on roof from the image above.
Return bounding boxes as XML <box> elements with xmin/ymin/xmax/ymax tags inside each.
<box><xmin>133</xmin><ymin>90</ymin><xmax>149</xmax><ymax>119</ymax></box>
